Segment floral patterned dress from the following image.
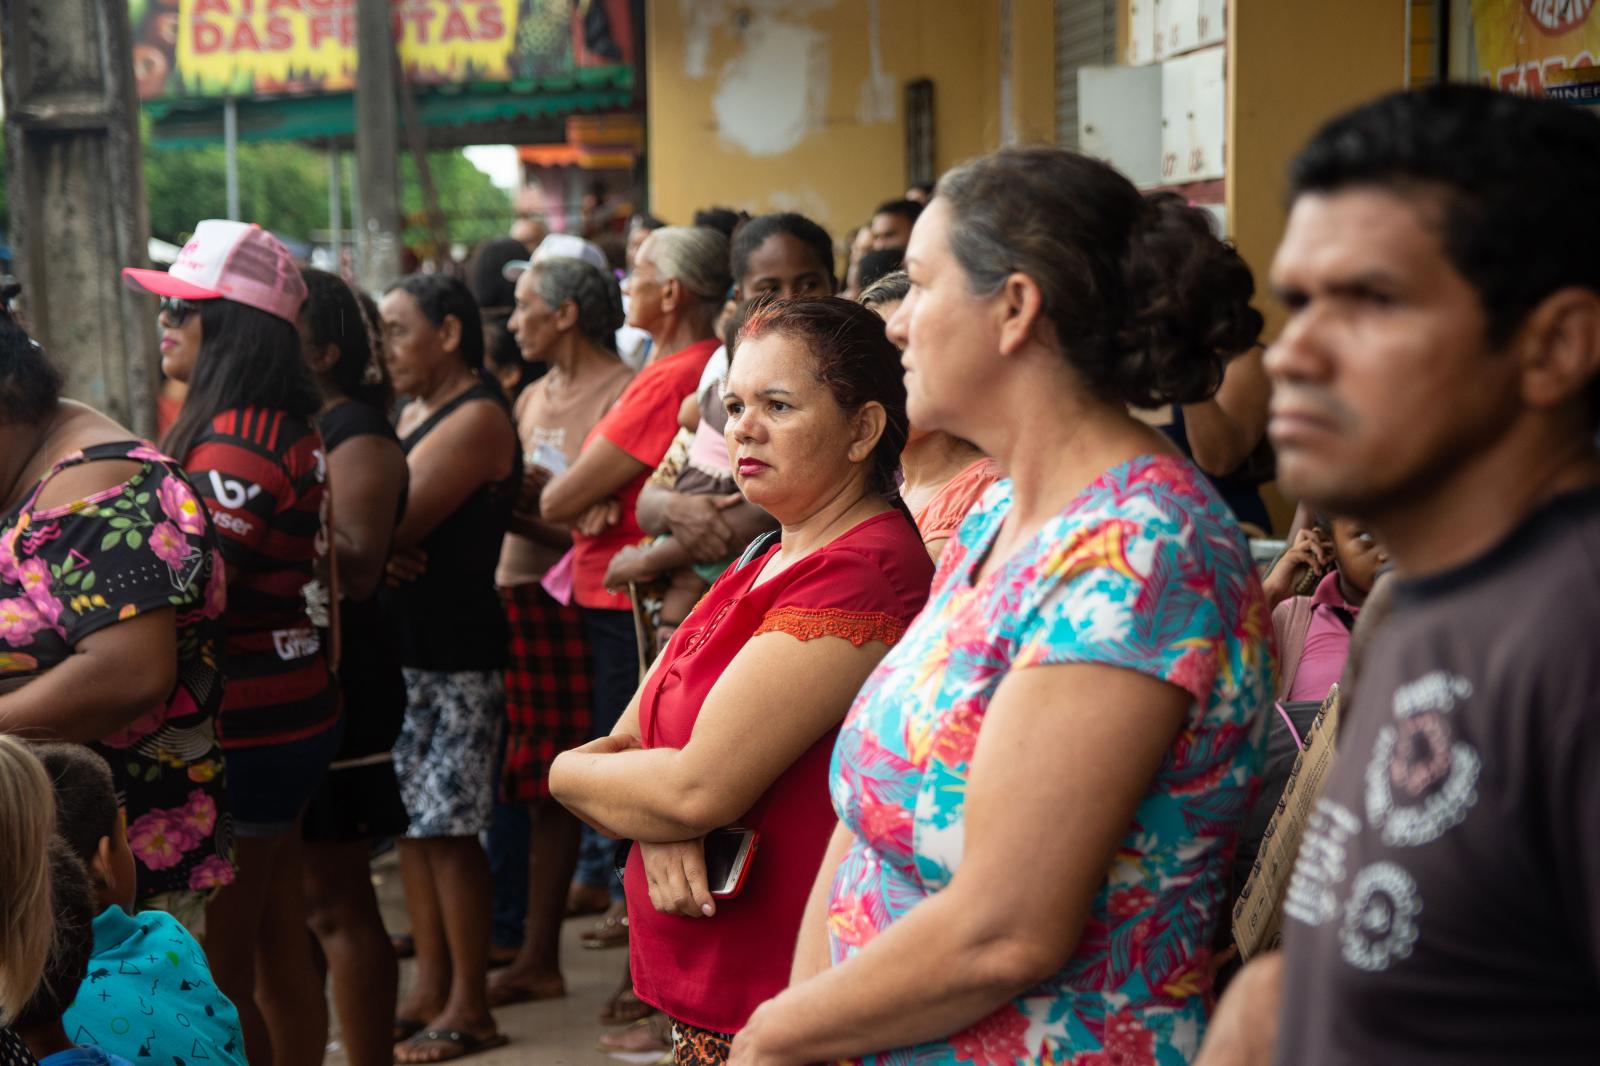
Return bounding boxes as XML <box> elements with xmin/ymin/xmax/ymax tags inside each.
<box><xmin>0</xmin><ymin>442</ymin><xmax>233</xmax><ymax>901</ymax></box>
<box><xmin>827</xmin><ymin>455</ymin><xmax>1274</xmax><ymax>1065</ymax></box>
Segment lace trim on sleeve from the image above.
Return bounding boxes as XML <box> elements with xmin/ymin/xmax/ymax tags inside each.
<box><xmin>753</xmin><ymin>606</ymin><xmax>907</xmax><ymax>648</ymax></box>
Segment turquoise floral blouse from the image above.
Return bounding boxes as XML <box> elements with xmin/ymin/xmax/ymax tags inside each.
<box><xmin>827</xmin><ymin>455</ymin><xmax>1273</xmax><ymax>1065</ymax></box>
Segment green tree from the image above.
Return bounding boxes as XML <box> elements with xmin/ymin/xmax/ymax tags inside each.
<box><xmin>400</xmin><ymin>150</ymin><xmax>517</xmax><ymax>251</ymax></box>
<box><xmin>144</xmin><ymin>139</ymin><xmax>329</xmax><ymax>243</ymax></box>
<box><xmin>1</xmin><ymin>127</ymin><xmax>511</xmax><ymax>257</ymax></box>
<box><xmin>143</xmin><ymin>132</ymin><xmax>511</xmax><ymax>251</ymax></box>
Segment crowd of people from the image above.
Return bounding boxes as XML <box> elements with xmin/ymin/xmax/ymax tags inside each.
<box><xmin>1</xmin><ymin>81</ymin><xmax>1598</xmax><ymax>1066</ymax></box>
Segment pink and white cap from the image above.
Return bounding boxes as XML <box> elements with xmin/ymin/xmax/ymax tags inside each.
<box><xmin>122</xmin><ymin>219</ymin><xmax>307</xmax><ymax>324</ymax></box>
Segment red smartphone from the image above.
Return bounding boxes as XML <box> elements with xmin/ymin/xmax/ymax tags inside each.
<box><xmin>705</xmin><ymin>827</ymin><xmax>759</xmax><ymax>898</ymax></box>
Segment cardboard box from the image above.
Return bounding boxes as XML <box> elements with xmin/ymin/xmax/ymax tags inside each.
<box><xmin>1232</xmin><ymin>683</ymin><xmax>1342</xmax><ymax>959</ymax></box>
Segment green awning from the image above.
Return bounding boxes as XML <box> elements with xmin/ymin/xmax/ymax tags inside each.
<box><xmin>144</xmin><ymin>65</ymin><xmax>635</xmax><ymax>150</ymax></box>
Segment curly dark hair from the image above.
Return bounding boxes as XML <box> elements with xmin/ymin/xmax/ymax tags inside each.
<box><xmin>936</xmin><ymin>147</ymin><xmax>1262</xmax><ymax>408</ymax></box>
<box><xmin>692</xmin><ymin>206</ymin><xmax>747</xmax><ymax>242</ymax></box>
<box><xmin>735</xmin><ymin>297</ymin><xmax>909</xmax><ymax>502</ymax></box>
<box><xmin>29</xmin><ymin>743</ymin><xmax>118</xmax><ymax>868</ymax></box>
<box><xmin>873</xmin><ymin>199</ymin><xmax>923</xmax><ymax>226</ymax></box>
<box><xmin>0</xmin><ymin>316</ymin><xmax>61</xmax><ymax>425</ymax></box>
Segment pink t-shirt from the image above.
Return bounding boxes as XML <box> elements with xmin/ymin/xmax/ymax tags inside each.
<box><xmin>1284</xmin><ymin>569</ymin><xmax>1361</xmax><ymax>702</ymax></box>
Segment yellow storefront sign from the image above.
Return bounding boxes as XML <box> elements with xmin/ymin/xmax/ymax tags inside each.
<box><xmin>172</xmin><ymin>0</ymin><xmax>519</xmax><ymax>96</ymax></box>
<box><xmin>1473</xmin><ymin>0</ymin><xmax>1599</xmax><ymax>94</ymax></box>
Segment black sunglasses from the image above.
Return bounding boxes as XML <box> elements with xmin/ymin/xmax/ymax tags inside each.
<box><xmin>158</xmin><ymin>297</ymin><xmax>199</xmax><ymax>325</ymax></box>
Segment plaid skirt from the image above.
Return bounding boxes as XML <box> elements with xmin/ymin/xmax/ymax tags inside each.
<box><xmin>500</xmin><ymin>582</ymin><xmax>593</xmax><ymax>803</ymax></box>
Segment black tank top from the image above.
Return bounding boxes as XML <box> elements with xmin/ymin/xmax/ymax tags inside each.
<box><xmin>317</xmin><ymin>400</ymin><xmax>408</xmax><ymax>755</ymax></box>
<box><xmin>384</xmin><ymin>382</ymin><xmax>521</xmax><ymax>671</ymax></box>
<box><xmin>1160</xmin><ymin>405</ymin><xmax>1272</xmax><ymax>532</ymax></box>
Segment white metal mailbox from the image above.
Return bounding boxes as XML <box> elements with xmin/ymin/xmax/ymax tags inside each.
<box><xmin>1078</xmin><ymin>63</ymin><xmax>1165</xmax><ymax>188</ymax></box>
<box><xmin>1160</xmin><ymin>45</ymin><xmax>1227</xmax><ymax>183</ymax></box>
<box><xmin>1127</xmin><ymin>0</ymin><xmax>1161</xmax><ymax>65</ymax></box>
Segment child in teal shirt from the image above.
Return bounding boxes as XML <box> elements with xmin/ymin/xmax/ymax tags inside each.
<box><xmin>31</xmin><ymin>745</ymin><xmax>245</xmax><ymax>1066</ymax></box>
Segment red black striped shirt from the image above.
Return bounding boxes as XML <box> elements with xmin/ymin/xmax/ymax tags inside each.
<box><xmin>187</xmin><ymin>407</ymin><xmax>336</xmax><ymax>748</ymax></box>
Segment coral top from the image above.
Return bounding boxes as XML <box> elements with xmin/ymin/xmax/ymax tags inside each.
<box><xmin>625</xmin><ymin>510</ymin><xmax>934</xmax><ymax>1033</ymax></box>
<box><xmin>913</xmin><ymin>457</ymin><xmax>1003</xmax><ymax>545</ymax></box>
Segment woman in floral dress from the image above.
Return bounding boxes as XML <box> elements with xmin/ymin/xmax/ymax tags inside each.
<box><xmin>0</xmin><ymin>310</ymin><xmax>230</xmax><ymax>922</ymax></box>
<box><xmin>731</xmin><ymin>149</ymin><xmax>1274</xmax><ymax>1065</ymax></box>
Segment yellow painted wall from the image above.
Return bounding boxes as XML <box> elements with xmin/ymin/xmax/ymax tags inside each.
<box><xmin>1225</xmin><ymin>1</ymin><xmax>1408</xmax><ymax>531</ymax></box>
<box><xmin>1227</xmin><ymin>1</ymin><xmax>1409</xmax><ymax>340</ymax></box>
<box><xmin>645</xmin><ymin>0</ymin><xmax>1054</xmax><ymax>248</ymax></box>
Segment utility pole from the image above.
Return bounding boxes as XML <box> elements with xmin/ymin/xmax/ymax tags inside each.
<box><xmin>0</xmin><ymin>0</ymin><xmax>159</xmax><ymax>435</ymax></box>
<box><xmin>355</xmin><ymin>0</ymin><xmax>402</xmax><ymax>294</ymax></box>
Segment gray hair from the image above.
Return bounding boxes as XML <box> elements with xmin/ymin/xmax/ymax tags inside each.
<box><xmin>531</xmin><ymin>257</ymin><xmax>625</xmax><ymax>352</ymax></box>
<box><xmin>858</xmin><ymin>270</ymin><xmax>910</xmax><ymax>311</ymax></box>
<box><xmin>642</xmin><ymin>225</ymin><xmax>732</xmax><ymax>305</ymax></box>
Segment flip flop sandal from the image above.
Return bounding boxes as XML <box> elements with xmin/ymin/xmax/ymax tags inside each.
<box><xmin>598</xmin><ymin>985</ymin><xmax>656</xmax><ymax>1027</ymax></box>
<box><xmin>580</xmin><ymin>910</ymin><xmax>629</xmax><ymax>950</ymax></box>
<box><xmin>392</xmin><ymin>1017</ymin><xmax>426</xmax><ymax>1043</ymax></box>
<box><xmin>566</xmin><ymin>882</ymin><xmax>613</xmax><ymax>918</ymax></box>
<box><xmin>394</xmin><ymin>1028</ymin><xmax>510</xmax><ymax>1064</ymax></box>
<box><xmin>596</xmin><ymin>1013</ymin><xmax>672</xmax><ymax>1054</ymax></box>
<box><xmin>486</xmin><ymin>975</ymin><xmax>566</xmax><ymax>1008</ymax></box>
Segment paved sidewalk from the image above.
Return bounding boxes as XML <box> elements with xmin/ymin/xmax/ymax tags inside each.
<box><xmin>326</xmin><ymin>852</ymin><xmax>644</xmax><ymax>1066</ymax></box>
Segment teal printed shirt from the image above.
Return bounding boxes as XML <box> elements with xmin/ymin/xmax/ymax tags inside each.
<box><xmin>62</xmin><ymin>907</ymin><xmax>245</xmax><ymax>1066</ymax></box>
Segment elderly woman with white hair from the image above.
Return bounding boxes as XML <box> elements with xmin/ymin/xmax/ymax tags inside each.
<box><xmin>539</xmin><ymin>226</ymin><xmax>732</xmax><ymax>949</ymax></box>
<box><xmin>541</xmin><ymin>226</ymin><xmax>732</xmax><ymax>731</ymax></box>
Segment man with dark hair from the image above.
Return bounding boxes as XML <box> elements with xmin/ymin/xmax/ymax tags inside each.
<box><xmin>1199</xmin><ymin>83</ymin><xmax>1600</xmax><ymax>1066</ymax></box>
<box><xmin>868</xmin><ymin>198</ymin><xmax>922</xmax><ymax>251</ymax></box>
<box><xmin>626</xmin><ymin>212</ymin><xmax>666</xmax><ymax>274</ymax></box>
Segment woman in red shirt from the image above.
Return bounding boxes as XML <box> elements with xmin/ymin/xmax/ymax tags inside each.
<box><xmin>550</xmin><ymin>299</ymin><xmax>933</xmax><ymax>1064</ymax></box>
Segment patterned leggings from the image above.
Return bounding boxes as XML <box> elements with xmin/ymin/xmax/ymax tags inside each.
<box><xmin>672</xmin><ymin>1019</ymin><xmax>734</xmax><ymax>1065</ymax></box>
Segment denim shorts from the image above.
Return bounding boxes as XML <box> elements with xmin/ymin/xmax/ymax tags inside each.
<box><xmin>225</xmin><ymin>719</ymin><xmax>343</xmax><ymax>838</ymax></box>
